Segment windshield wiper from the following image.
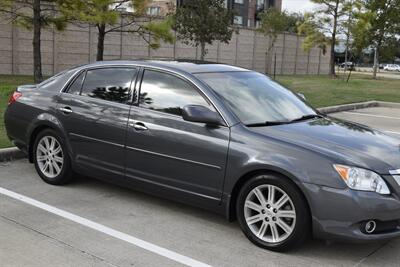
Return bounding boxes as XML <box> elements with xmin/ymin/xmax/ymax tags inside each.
<box><xmin>290</xmin><ymin>114</ymin><xmax>324</xmax><ymax>123</ymax></box>
<box><xmin>245</xmin><ymin>121</ymin><xmax>289</xmax><ymax>127</ymax></box>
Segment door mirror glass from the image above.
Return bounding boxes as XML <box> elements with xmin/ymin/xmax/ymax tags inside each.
<box><xmin>182</xmin><ymin>105</ymin><xmax>223</xmax><ymax>126</ymax></box>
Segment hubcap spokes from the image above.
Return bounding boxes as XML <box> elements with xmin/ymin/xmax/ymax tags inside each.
<box><xmin>244</xmin><ymin>184</ymin><xmax>296</xmax><ymax>243</ymax></box>
<box><xmin>36</xmin><ymin>136</ymin><xmax>63</xmax><ymax>178</ymax></box>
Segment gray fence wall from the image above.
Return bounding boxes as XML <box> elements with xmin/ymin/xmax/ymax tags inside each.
<box><xmin>0</xmin><ymin>20</ymin><xmax>330</xmax><ymax>76</ymax></box>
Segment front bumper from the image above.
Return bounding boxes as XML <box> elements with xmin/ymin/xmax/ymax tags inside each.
<box><xmin>302</xmin><ymin>181</ymin><xmax>400</xmax><ymax>242</ymax></box>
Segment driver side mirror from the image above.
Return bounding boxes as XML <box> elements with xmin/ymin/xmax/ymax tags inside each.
<box><xmin>297</xmin><ymin>93</ymin><xmax>306</xmax><ymax>100</ymax></box>
<box><xmin>182</xmin><ymin>105</ymin><xmax>223</xmax><ymax>126</ymax></box>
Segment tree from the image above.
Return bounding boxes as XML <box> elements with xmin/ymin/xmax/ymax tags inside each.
<box><xmin>341</xmin><ymin>0</ymin><xmax>360</xmax><ymax>71</ymax></box>
<box><xmin>258</xmin><ymin>8</ymin><xmax>304</xmax><ymax>57</ymax></box>
<box><xmin>379</xmin><ymin>37</ymin><xmax>400</xmax><ymax>63</ymax></box>
<box><xmin>353</xmin><ymin>0</ymin><xmax>400</xmax><ymax>78</ymax></box>
<box><xmin>174</xmin><ymin>0</ymin><xmax>234</xmax><ymax>61</ymax></box>
<box><xmin>298</xmin><ymin>0</ymin><xmax>348</xmax><ymax>77</ymax></box>
<box><xmin>59</xmin><ymin>0</ymin><xmax>174</xmax><ymax>61</ymax></box>
<box><xmin>0</xmin><ymin>0</ymin><xmax>67</xmax><ymax>83</ymax></box>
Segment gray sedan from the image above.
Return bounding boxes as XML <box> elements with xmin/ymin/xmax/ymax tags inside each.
<box><xmin>5</xmin><ymin>60</ymin><xmax>400</xmax><ymax>251</ymax></box>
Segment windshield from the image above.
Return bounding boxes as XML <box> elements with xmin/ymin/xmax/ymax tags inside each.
<box><xmin>195</xmin><ymin>71</ymin><xmax>317</xmax><ymax>125</ymax></box>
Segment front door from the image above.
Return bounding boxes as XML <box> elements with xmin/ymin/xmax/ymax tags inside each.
<box><xmin>125</xmin><ymin>69</ymin><xmax>230</xmax><ymax>205</ymax></box>
<box><xmin>57</xmin><ymin>67</ymin><xmax>138</xmax><ymax>179</ymax></box>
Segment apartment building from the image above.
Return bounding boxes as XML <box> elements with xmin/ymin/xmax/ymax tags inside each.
<box><xmin>176</xmin><ymin>0</ymin><xmax>282</xmax><ymax>28</ymax></box>
<box><xmin>146</xmin><ymin>0</ymin><xmax>176</xmax><ymax>17</ymax></box>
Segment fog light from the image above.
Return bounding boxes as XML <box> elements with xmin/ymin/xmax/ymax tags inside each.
<box><xmin>364</xmin><ymin>220</ymin><xmax>376</xmax><ymax>234</ymax></box>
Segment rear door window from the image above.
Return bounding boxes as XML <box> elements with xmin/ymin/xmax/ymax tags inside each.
<box><xmin>80</xmin><ymin>68</ymin><xmax>137</xmax><ymax>104</ymax></box>
<box><xmin>67</xmin><ymin>71</ymin><xmax>85</xmax><ymax>95</ymax></box>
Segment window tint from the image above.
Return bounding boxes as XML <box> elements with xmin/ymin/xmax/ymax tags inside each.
<box><xmin>196</xmin><ymin>71</ymin><xmax>316</xmax><ymax>125</ymax></box>
<box><xmin>67</xmin><ymin>71</ymin><xmax>85</xmax><ymax>95</ymax></box>
<box><xmin>38</xmin><ymin>68</ymin><xmax>77</xmax><ymax>92</ymax></box>
<box><xmin>81</xmin><ymin>68</ymin><xmax>137</xmax><ymax>104</ymax></box>
<box><xmin>139</xmin><ymin>70</ymin><xmax>212</xmax><ymax>116</ymax></box>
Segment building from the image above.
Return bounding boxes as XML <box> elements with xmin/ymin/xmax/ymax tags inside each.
<box><xmin>176</xmin><ymin>0</ymin><xmax>282</xmax><ymax>28</ymax></box>
<box><xmin>146</xmin><ymin>0</ymin><xmax>176</xmax><ymax>17</ymax></box>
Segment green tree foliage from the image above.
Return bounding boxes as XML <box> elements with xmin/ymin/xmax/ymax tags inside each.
<box><xmin>258</xmin><ymin>8</ymin><xmax>304</xmax><ymax>55</ymax></box>
<box><xmin>59</xmin><ymin>0</ymin><xmax>174</xmax><ymax>61</ymax></box>
<box><xmin>341</xmin><ymin>0</ymin><xmax>361</xmax><ymax>69</ymax></box>
<box><xmin>379</xmin><ymin>38</ymin><xmax>400</xmax><ymax>63</ymax></box>
<box><xmin>173</xmin><ymin>0</ymin><xmax>234</xmax><ymax>61</ymax></box>
<box><xmin>0</xmin><ymin>0</ymin><xmax>67</xmax><ymax>82</ymax></box>
<box><xmin>298</xmin><ymin>13</ymin><xmax>330</xmax><ymax>54</ymax></box>
<box><xmin>352</xmin><ymin>0</ymin><xmax>400</xmax><ymax>78</ymax></box>
<box><xmin>298</xmin><ymin>0</ymin><xmax>349</xmax><ymax>77</ymax></box>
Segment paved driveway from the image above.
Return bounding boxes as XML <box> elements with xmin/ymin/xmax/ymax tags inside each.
<box><xmin>1</xmin><ymin>106</ymin><xmax>400</xmax><ymax>267</ymax></box>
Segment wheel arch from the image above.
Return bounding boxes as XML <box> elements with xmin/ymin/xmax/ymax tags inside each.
<box><xmin>27</xmin><ymin>114</ymin><xmax>70</xmax><ymax>163</ymax></box>
<box><xmin>226</xmin><ymin>168</ymin><xmax>312</xmax><ymax>225</ymax></box>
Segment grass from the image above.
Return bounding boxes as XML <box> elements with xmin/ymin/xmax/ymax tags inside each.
<box><xmin>0</xmin><ymin>75</ymin><xmax>34</xmax><ymax>148</ymax></box>
<box><xmin>276</xmin><ymin>74</ymin><xmax>400</xmax><ymax>108</ymax></box>
<box><xmin>0</xmin><ymin>74</ymin><xmax>400</xmax><ymax>148</ymax></box>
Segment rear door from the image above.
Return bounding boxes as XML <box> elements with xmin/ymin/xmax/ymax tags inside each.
<box><xmin>125</xmin><ymin>69</ymin><xmax>230</xmax><ymax>206</ymax></box>
<box><xmin>56</xmin><ymin>67</ymin><xmax>138</xmax><ymax>179</ymax></box>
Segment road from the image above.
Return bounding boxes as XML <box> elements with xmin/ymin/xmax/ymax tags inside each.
<box><xmin>1</xmin><ymin>106</ymin><xmax>400</xmax><ymax>267</ymax></box>
<box><xmin>352</xmin><ymin>68</ymin><xmax>400</xmax><ymax>80</ymax></box>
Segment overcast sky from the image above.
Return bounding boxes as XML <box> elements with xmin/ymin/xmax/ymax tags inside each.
<box><xmin>282</xmin><ymin>0</ymin><xmax>318</xmax><ymax>13</ymax></box>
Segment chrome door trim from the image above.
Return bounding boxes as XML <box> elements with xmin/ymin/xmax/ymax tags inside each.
<box><xmin>125</xmin><ymin>145</ymin><xmax>222</xmax><ymax>170</ymax></box>
<box><xmin>69</xmin><ymin>133</ymin><xmax>125</xmax><ymax>148</ymax></box>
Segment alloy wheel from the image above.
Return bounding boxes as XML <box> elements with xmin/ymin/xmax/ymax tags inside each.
<box><xmin>244</xmin><ymin>184</ymin><xmax>296</xmax><ymax>243</ymax></box>
<box><xmin>36</xmin><ymin>136</ymin><xmax>64</xmax><ymax>178</ymax></box>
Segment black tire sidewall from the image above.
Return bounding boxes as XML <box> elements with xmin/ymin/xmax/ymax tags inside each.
<box><xmin>33</xmin><ymin>129</ymin><xmax>72</xmax><ymax>185</ymax></box>
<box><xmin>236</xmin><ymin>174</ymin><xmax>310</xmax><ymax>251</ymax></box>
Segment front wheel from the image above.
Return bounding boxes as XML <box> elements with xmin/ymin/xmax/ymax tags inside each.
<box><xmin>33</xmin><ymin>129</ymin><xmax>73</xmax><ymax>185</ymax></box>
<box><xmin>236</xmin><ymin>174</ymin><xmax>310</xmax><ymax>251</ymax></box>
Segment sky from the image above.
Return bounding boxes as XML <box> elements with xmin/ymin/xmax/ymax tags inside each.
<box><xmin>282</xmin><ymin>0</ymin><xmax>318</xmax><ymax>13</ymax></box>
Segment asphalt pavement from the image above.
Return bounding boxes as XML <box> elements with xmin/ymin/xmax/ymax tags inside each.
<box><xmin>1</xmin><ymin>106</ymin><xmax>400</xmax><ymax>267</ymax></box>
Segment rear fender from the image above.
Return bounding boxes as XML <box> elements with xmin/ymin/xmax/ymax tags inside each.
<box><xmin>27</xmin><ymin>113</ymin><xmax>73</xmax><ymax>163</ymax></box>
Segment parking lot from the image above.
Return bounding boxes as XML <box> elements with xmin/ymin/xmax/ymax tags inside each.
<box><xmin>1</xmin><ymin>106</ymin><xmax>400</xmax><ymax>267</ymax></box>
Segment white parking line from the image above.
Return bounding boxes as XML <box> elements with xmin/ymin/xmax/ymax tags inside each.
<box><xmin>0</xmin><ymin>187</ymin><xmax>212</xmax><ymax>267</ymax></box>
<box><xmin>343</xmin><ymin>112</ymin><xmax>400</xmax><ymax>120</ymax></box>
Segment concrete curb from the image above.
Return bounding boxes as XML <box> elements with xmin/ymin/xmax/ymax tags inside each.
<box><xmin>0</xmin><ymin>147</ymin><xmax>26</xmax><ymax>162</ymax></box>
<box><xmin>318</xmin><ymin>101</ymin><xmax>378</xmax><ymax>114</ymax></box>
<box><xmin>318</xmin><ymin>101</ymin><xmax>400</xmax><ymax>114</ymax></box>
<box><xmin>375</xmin><ymin>101</ymin><xmax>400</xmax><ymax>109</ymax></box>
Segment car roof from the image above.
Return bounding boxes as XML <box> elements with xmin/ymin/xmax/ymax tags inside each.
<box><xmin>73</xmin><ymin>59</ymin><xmax>250</xmax><ymax>74</ymax></box>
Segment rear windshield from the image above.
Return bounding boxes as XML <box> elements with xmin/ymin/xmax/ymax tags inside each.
<box><xmin>38</xmin><ymin>68</ymin><xmax>78</xmax><ymax>91</ymax></box>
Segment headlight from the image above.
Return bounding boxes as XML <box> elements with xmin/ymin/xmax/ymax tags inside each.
<box><xmin>333</xmin><ymin>164</ymin><xmax>390</xmax><ymax>195</ymax></box>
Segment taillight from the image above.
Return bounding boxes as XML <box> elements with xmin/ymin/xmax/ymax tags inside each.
<box><xmin>8</xmin><ymin>91</ymin><xmax>22</xmax><ymax>105</ymax></box>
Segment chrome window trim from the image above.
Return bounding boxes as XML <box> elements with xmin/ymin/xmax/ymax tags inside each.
<box><xmin>139</xmin><ymin>66</ymin><xmax>230</xmax><ymax>127</ymax></box>
<box><xmin>60</xmin><ymin>65</ymin><xmax>139</xmax><ymax>105</ymax></box>
<box><xmin>60</xmin><ymin>63</ymin><xmax>230</xmax><ymax>127</ymax></box>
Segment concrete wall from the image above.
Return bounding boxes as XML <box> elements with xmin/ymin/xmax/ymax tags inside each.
<box><xmin>0</xmin><ymin>20</ymin><xmax>330</xmax><ymax>76</ymax></box>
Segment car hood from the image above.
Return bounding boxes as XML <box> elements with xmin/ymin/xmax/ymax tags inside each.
<box><xmin>250</xmin><ymin>117</ymin><xmax>400</xmax><ymax>174</ymax></box>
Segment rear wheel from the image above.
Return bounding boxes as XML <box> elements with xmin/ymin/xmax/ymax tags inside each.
<box><xmin>33</xmin><ymin>129</ymin><xmax>73</xmax><ymax>185</ymax></box>
<box><xmin>236</xmin><ymin>174</ymin><xmax>310</xmax><ymax>251</ymax></box>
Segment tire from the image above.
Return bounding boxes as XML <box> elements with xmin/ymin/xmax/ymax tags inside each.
<box><xmin>33</xmin><ymin>129</ymin><xmax>73</xmax><ymax>185</ymax></box>
<box><xmin>236</xmin><ymin>174</ymin><xmax>310</xmax><ymax>251</ymax></box>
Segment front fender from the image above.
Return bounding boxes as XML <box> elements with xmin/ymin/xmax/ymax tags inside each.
<box><xmin>224</xmin><ymin>124</ymin><xmax>347</xmax><ymax>196</ymax></box>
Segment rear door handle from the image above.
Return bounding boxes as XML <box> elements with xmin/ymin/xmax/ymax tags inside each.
<box><xmin>131</xmin><ymin>122</ymin><xmax>148</xmax><ymax>131</ymax></box>
<box><xmin>59</xmin><ymin>106</ymin><xmax>72</xmax><ymax>114</ymax></box>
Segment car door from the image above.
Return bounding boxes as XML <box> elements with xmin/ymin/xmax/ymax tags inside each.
<box><xmin>125</xmin><ymin>69</ymin><xmax>230</xmax><ymax>206</ymax></box>
<box><xmin>56</xmin><ymin>66</ymin><xmax>138</xmax><ymax>179</ymax></box>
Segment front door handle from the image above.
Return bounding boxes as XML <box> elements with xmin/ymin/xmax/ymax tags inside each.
<box><xmin>59</xmin><ymin>106</ymin><xmax>72</xmax><ymax>114</ymax></box>
<box><xmin>132</xmin><ymin>122</ymin><xmax>148</xmax><ymax>131</ymax></box>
